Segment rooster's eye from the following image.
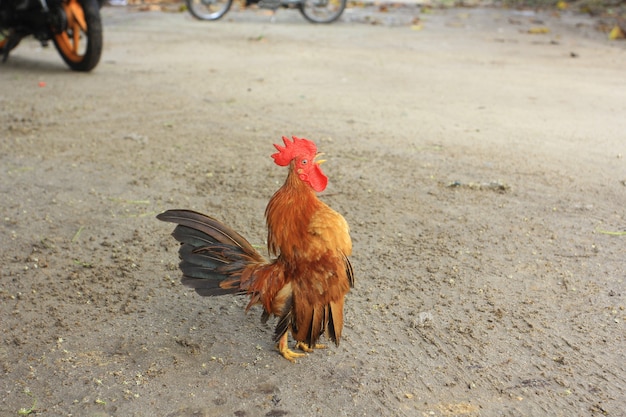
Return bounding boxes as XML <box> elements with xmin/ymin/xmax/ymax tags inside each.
<box><xmin>301</xmin><ymin>159</ymin><xmax>308</xmax><ymax>165</ymax></box>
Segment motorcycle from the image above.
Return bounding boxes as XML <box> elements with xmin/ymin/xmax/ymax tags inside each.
<box><xmin>186</xmin><ymin>0</ymin><xmax>347</xmax><ymax>24</ymax></box>
<box><xmin>0</xmin><ymin>0</ymin><xmax>103</xmax><ymax>71</ymax></box>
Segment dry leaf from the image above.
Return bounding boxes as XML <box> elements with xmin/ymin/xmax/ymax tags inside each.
<box><xmin>528</xmin><ymin>26</ymin><xmax>550</xmax><ymax>34</ymax></box>
<box><xmin>608</xmin><ymin>25</ymin><xmax>625</xmax><ymax>40</ymax></box>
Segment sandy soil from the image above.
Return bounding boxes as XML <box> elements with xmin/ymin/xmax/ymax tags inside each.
<box><xmin>1</xmin><ymin>4</ymin><xmax>625</xmax><ymax>417</ymax></box>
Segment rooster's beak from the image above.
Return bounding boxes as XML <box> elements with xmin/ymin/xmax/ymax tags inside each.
<box><xmin>315</xmin><ymin>153</ymin><xmax>326</xmax><ymax>165</ymax></box>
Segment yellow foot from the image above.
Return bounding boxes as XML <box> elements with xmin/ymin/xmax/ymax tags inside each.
<box><xmin>295</xmin><ymin>341</ymin><xmax>327</xmax><ymax>353</ymax></box>
<box><xmin>276</xmin><ymin>333</ymin><xmax>306</xmax><ymax>362</ymax></box>
<box><xmin>277</xmin><ymin>345</ymin><xmax>306</xmax><ymax>363</ymax></box>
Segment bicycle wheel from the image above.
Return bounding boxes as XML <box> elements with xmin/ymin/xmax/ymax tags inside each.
<box><xmin>186</xmin><ymin>0</ymin><xmax>233</xmax><ymax>21</ymax></box>
<box><xmin>299</xmin><ymin>0</ymin><xmax>346</xmax><ymax>24</ymax></box>
<box><xmin>52</xmin><ymin>0</ymin><xmax>103</xmax><ymax>72</ymax></box>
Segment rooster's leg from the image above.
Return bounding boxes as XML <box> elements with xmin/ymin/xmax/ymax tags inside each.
<box><xmin>277</xmin><ymin>333</ymin><xmax>305</xmax><ymax>362</ymax></box>
<box><xmin>295</xmin><ymin>341</ymin><xmax>327</xmax><ymax>352</ymax></box>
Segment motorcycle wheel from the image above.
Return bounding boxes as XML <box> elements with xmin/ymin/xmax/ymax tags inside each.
<box><xmin>186</xmin><ymin>0</ymin><xmax>233</xmax><ymax>21</ymax></box>
<box><xmin>0</xmin><ymin>31</ymin><xmax>22</xmax><ymax>61</ymax></box>
<box><xmin>52</xmin><ymin>0</ymin><xmax>103</xmax><ymax>72</ymax></box>
<box><xmin>299</xmin><ymin>0</ymin><xmax>346</xmax><ymax>24</ymax></box>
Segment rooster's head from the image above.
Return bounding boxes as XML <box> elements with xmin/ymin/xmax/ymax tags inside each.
<box><xmin>271</xmin><ymin>136</ymin><xmax>328</xmax><ymax>192</ymax></box>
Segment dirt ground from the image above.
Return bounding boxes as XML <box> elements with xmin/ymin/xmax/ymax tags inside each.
<box><xmin>1</xmin><ymin>4</ymin><xmax>625</xmax><ymax>417</ymax></box>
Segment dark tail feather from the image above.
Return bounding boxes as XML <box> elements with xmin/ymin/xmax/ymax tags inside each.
<box><xmin>271</xmin><ymin>288</ymin><xmax>295</xmax><ymax>342</ymax></box>
<box><xmin>157</xmin><ymin>209</ymin><xmax>265</xmax><ymax>296</ymax></box>
<box><xmin>157</xmin><ymin>209</ymin><xmax>260</xmax><ymax>253</ymax></box>
<box><xmin>345</xmin><ymin>256</ymin><xmax>355</xmax><ymax>288</ymax></box>
<box><xmin>327</xmin><ymin>299</ymin><xmax>344</xmax><ymax>346</ymax></box>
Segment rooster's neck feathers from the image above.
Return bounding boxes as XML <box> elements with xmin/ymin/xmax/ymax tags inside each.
<box><xmin>265</xmin><ymin>167</ymin><xmax>322</xmax><ymax>259</ymax></box>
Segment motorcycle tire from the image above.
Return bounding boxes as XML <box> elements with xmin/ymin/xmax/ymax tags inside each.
<box><xmin>186</xmin><ymin>0</ymin><xmax>233</xmax><ymax>21</ymax></box>
<box><xmin>0</xmin><ymin>33</ymin><xmax>21</xmax><ymax>58</ymax></box>
<box><xmin>52</xmin><ymin>0</ymin><xmax>103</xmax><ymax>72</ymax></box>
<box><xmin>299</xmin><ymin>0</ymin><xmax>346</xmax><ymax>24</ymax></box>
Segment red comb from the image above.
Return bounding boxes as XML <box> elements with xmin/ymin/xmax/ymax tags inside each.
<box><xmin>271</xmin><ymin>136</ymin><xmax>318</xmax><ymax>166</ymax></box>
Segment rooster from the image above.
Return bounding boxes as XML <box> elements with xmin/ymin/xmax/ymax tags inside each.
<box><xmin>157</xmin><ymin>136</ymin><xmax>354</xmax><ymax>362</ymax></box>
